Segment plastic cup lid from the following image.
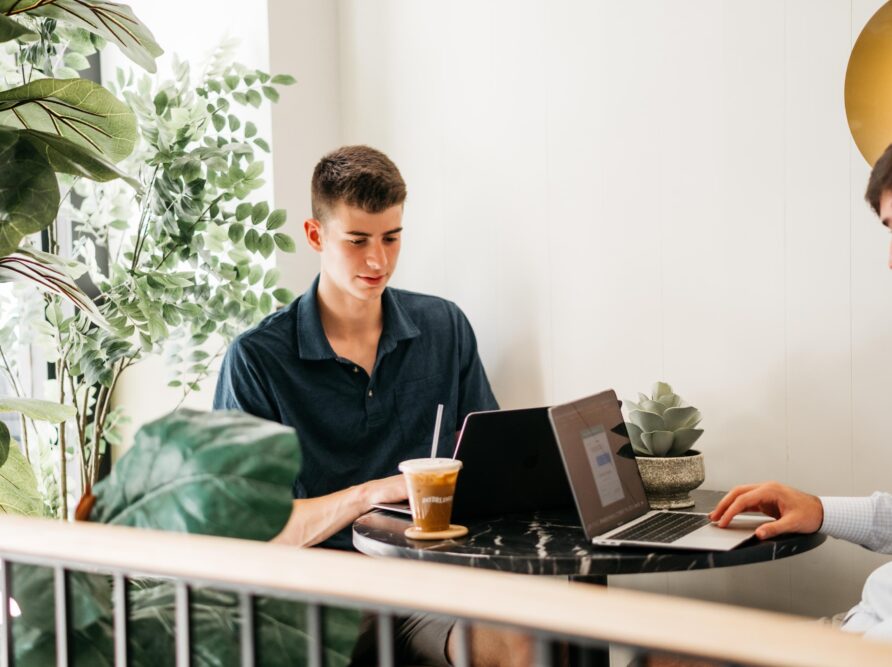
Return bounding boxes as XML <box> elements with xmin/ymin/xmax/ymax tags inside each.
<box><xmin>398</xmin><ymin>458</ymin><xmax>463</xmax><ymax>474</ymax></box>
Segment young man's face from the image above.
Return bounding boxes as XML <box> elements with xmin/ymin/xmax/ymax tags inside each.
<box><xmin>880</xmin><ymin>189</ymin><xmax>892</xmax><ymax>270</ymax></box>
<box><xmin>307</xmin><ymin>201</ymin><xmax>403</xmax><ymax>302</ymax></box>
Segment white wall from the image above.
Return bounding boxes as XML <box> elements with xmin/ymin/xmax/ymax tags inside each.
<box><xmin>268</xmin><ymin>0</ymin><xmax>342</xmax><ymax>291</ymax></box>
<box><xmin>281</xmin><ymin>0</ymin><xmax>892</xmax><ymax>616</ymax></box>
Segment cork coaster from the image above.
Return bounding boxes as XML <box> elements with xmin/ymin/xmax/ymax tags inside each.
<box><xmin>404</xmin><ymin>524</ymin><xmax>469</xmax><ymax>540</ymax></box>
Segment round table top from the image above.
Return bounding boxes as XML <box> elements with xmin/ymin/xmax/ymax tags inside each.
<box><xmin>352</xmin><ymin>490</ymin><xmax>826</xmax><ymax>576</ymax></box>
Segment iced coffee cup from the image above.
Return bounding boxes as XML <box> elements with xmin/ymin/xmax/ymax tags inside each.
<box><xmin>398</xmin><ymin>458</ymin><xmax>463</xmax><ymax>533</ymax></box>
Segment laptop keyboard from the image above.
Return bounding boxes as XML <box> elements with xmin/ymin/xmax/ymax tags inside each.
<box><xmin>609</xmin><ymin>512</ymin><xmax>711</xmax><ymax>544</ymax></box>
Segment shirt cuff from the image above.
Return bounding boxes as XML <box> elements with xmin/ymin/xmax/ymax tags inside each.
<box><xmin>819</xmin><ymin>496</ymin><xmax>875</xmax><ymax>544</ymax></box>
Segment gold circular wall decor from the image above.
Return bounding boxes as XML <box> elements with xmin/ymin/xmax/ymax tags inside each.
<box><xmin>846</xmin><ymin>1</ymin><xmax>892</xmax><ymax>166</ymax></box>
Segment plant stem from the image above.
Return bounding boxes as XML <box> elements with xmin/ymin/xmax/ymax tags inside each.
<box><xmin>88</xmin><ymin>354</ymin><xmax>133</xmax><ymax>486</ymax></box>
<box><xmin>88</xmin><ymin>383</ymin><xmax>108</xmax><ymax>486</ymax></box>
<box><xmin>130</xmin><ymin>166</ymin><xmax>159</xmax><ymax>273</ymax></box>
<box><xmin>70</xmin><ymin>376</ymin><xmax>90</xmax><ymax>495</ymax></box>
<box><xmin>0</xmin><ymin>342</ymin><xmax>23</xmax><ymax>397</ymax></box>
<box><xmin>176</xmin><ymin>341</ymin><xmax>226</xmax><ymax>409</ymax></box>
<box><xmin>58</xmin><ymin>360</ymin><xmax>68</xmax><ymax>519</ymax></box>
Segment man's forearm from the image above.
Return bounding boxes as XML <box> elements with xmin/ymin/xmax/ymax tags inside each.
<box><xmin>272</xmin><ymin>474</ymin><xmax>406</xmax><ymax>548</ymax></box>
<box><xmin>272</xmin><ymin>486</ymin><xmax>368</xmax><ymax>548</ymax></box>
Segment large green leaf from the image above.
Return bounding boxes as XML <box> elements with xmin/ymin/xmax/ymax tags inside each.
<box><xmin>0</xmin><ymin>439</ymin><xmax>43</xmax><ymax>516</ymax></box>
<box><xmin>19</xmin><ymin>129</ymin><xmax>140</xmax><ymax>187</ymax></box>
<box><xmin>2</xmin><ymin>0</ymin><xmax>162</xmax><ymax>72</ymax></box>
<box><xmin>0</xmin><ymin>13</ymin><xmax>35</xmax><ymax>42</ymax></box>
<box><xmin>0</xmin><ymin>396</ymin><xmax>77</xmax><ymax>423</ymax></box>
<box><xmin>126</xmin><ymin>584</ymin><xmax>359</xmax><ymax>667</ymax></box>
<box><xmin>91</xmin><ymin>409</ymin><xmax>299</xmax><ymax>540</ymax></box>
<box><xmin>0</xmin><ymin>249</ymin><xmax>110</xmax><ymax>327</ymax></box>
<box><xmin>12</xmin><ymin>411</ymin><xmax>361</xmax><ymax>666</ymax></box>
<box><xmin>12</xmin><ymin>565</ymin><xmax>114</xmax><ymax>667</ymax></box>
<box><xmin>0</xmin><ymin>127</ymin><xmax>59</xmax><ymax>258</ymax></box>
<box><xmin>0</xmin><ymin>78</ymin><xmax>137</xmax><ymax>163</ymax></box>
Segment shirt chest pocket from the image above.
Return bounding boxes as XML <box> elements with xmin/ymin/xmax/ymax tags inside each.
<box><xmin>395</xmin><ymin>374</ymin><xmax>454</xmax><ymax>457</ymax></box>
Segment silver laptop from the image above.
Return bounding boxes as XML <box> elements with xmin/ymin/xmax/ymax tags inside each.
<box><xmin>547</xmin><ymin>390</ymin><xmax>768</xmax><ymax>551</ymax></box>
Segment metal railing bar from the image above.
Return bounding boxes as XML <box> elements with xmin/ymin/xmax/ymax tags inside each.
<box><xmin>0</xmin><ymin>549</ymin><xmax>392</xmax><ymax>617</ymax></box>
<box><xmin>0</xmin><ymin>549</ymin><xmax>567</xmax><ymax>648</ymax></box>
<box><xmin>0</xmin><ymin>542</ymin><xmax>876</xmax><ymax>667</ymax></box>
<box><xmin>239</xmin><ymin>592</ymin><xmax>254</xmax><ymax>667</ymax></box>
<box><xmin>451</xmin><ymin>620</ymin><xmax>470</xmax><ymax>667</ymax></box>
<box><xmin>375</xmin><ymin>611</ymin><xmax>394</xmax><ymax>667</ymax></box>
<box><xmin>0</xmin><ymin>549</ymin><xmax>668</xmax><ymax>666</ymax></box>
<box><xmin>306</xmin><ymin>603</ymin><xmax>323</xmax><ymax>667</ymax></box>
<box><xmin>53</xmin><ymin>566</ymin><xmax>68</xmax><ymax>667</ymax></box>
<box><xmin>0</xmin><ymin>559</ymin><xmax>10</xmax><ymax>667</ymax></box>
<box><xmin>113</xmin><ymin>573</ymin><xmax>127</xmax><ymax>667</ymax></box>
<box><xmin>0</xmin><ymin>548</ymin><xmax>573</xmax><ymax>645</ymax></box>
<box><xmin>533</xmin><ymin>635</ymin><xmax>552</xmax><ymax>667</ymax></box>
<box><xmin>175</xmin><ymin>581</ymin><xmax>190</xmax><ymax>667</ymax></box>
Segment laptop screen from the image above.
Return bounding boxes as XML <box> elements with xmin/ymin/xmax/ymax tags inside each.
<box><xmin>548</xmin><ymin>390</ymin><xmax>650</xmax><ymax>538</ymax></box>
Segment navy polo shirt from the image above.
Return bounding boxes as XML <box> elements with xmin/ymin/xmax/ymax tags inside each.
<box><xmin>213</xmin><ymin>275</ymin><xmax>498</xmax><ymax>550</ymax></box>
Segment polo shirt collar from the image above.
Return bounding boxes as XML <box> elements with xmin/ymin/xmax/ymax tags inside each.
<box><xmin>296</xmin><ymin>275</ymin><xmax>421</xmax><ymax>361</ymax></box>
<box><xmin>382</xmin><ymin>286</ymin><xmax>421</xmax><ymax>342</ymax></box>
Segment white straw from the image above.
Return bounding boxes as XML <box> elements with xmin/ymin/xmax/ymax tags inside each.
<box><xmin>430</xmin><ymin>403</ymin><xmax>444</xmax><ymax>458</ymax></box>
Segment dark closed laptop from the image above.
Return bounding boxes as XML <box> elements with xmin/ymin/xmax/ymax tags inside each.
<box><xmin>374</xmin><ymin>407</ymin><xmax>575</xmax><ymax>520</ymax></box>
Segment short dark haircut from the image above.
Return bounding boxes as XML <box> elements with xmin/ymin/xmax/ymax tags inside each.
<box><xmin>865</xmin><ymin>143</ymin><xmax>892</xmax><ymax>215</ymax></box>
<box><xmin>311</xmin><ymin>145</ymin><xmax>407</xmax><ymax>222</ymax></box>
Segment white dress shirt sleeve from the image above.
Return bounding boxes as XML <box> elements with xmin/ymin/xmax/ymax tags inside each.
<box><xmin>819</xmin><ymin>492</ymin><xmax>892</xmax><ymax>554</ymax></box>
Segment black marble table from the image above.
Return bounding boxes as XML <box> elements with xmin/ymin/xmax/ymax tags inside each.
<box><xmin>353</xmin><ymin>490</ymin><xmax>826</xmax><ymax>585</ymax></box>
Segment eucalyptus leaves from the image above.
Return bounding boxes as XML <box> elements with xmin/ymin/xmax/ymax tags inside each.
<box><xmin>0</xmin><ymin>7</ymin><xmax>298</xmax><ymax>519</ymax></box>
<box><xmin>625</xmin><ymin>382</ymin><xmax>704</xmax><ymax>457</ymax></box>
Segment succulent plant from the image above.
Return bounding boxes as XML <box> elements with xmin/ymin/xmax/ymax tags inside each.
<box><xmin>625</xmin><ymin>382</ymin><xmax>703</xmax><ymax>457</ymax></box>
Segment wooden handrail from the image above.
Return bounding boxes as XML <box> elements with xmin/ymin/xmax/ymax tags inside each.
<box><xmin>1</xmin><ymin>516</ymin><xmax>890</xmax><ymax>667</ymax></box>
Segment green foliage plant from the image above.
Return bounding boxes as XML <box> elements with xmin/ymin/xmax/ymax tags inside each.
<box><xmin>625</xmin><ymin>381</ymin><xmax>704</xmax><ymax>457</ymax></box>
<box><xmin>0</xmin><ymin>1</ymin><xmax>158</xmax><ymax>517</ymax></box>
<box><xmin>0</xmin><ymin>0</ymin><xmax>161</xmax><ymax>259</ymax></box>
<box><xmin>10</xmin><ymin>409</ymin><xmax>361</xmax><ymax>667</ymax></box>
<box><xmin>0</xmin><ymin>13</ymin><xmax>298</xmax><ymax>520</ymax></box>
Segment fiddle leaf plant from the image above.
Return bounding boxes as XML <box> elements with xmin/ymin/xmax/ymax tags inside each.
<box><xmin>625</xmin><ymin>382</ymin><xmax>704</xmax><ymax>457</ymax></box>
<box><xmin>0</xmin><ymin>4</ymin><xmax>157</xmax><ymax>260</ymax></box>
<box><xmin>0</xmin><ymin>0</ymin><xmax>164</xmax><ymax>72</ymax></box>
<box><xmin>11</xmin><ymin>410</ymin><xmax>361</xmax><ymax>667</ymax></box>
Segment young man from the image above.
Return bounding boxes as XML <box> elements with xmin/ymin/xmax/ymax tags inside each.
<box><xmin>710</xmin><ymin>142</ymin><xmax>892</xmax><ymax>640</ymax></box>
<box><xmin>214</xmin><ymin>146</ymin><xmax>527</xmax><ymax>666</ymax></box>
<box><xmin>214</xmin><ymin>145</ymin><xmax>497</xmax><ymax>551</ymax></box>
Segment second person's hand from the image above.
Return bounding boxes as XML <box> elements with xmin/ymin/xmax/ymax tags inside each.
<box><xmin>709</xmin><ymin>481</ymin><xmax>823</xmax><ymax>540</ymax></box>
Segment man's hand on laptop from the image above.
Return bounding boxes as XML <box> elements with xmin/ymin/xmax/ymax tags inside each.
<box><xmin>360</xmin><ymin>474</ymin><xmax>408</xmax><ymax>509</ymax></box>
<box><xmin>709</xmin><ymin>482</ymin><xmax>823</xmax><ymax>540</ymax></box>
<box><xmin>271</xmin><ymin>475</ymin><xmax>408</xmax><ymax>547</ymax></box>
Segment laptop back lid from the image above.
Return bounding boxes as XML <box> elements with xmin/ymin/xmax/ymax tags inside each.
<box><xmin>548</xmin><ymin>390</ymin><xmax>650</xmax><ymax>539</ymax></box>
<box><xmin>451</xmin><ymin>407</ymin><xmax>575</xmax><ymax>520</ymax></box>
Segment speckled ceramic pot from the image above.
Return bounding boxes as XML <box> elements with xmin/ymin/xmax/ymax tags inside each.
<box><xmin>635</xmin><ymin>451</ymin><xmax>705</xmax><ymax>509</ymax></box>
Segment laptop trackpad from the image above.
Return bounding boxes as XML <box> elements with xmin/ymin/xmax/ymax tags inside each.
<box><xmin>679</xmin><ymin>515</ymin><xmax>771</xmax><ymax>550</ymax></box>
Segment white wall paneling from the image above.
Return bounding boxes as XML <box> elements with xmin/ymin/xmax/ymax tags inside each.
<box><xmin>322</xmin><ymin>0</ymin><xmax>892</xmax><ymax>616</ymax></box>
<box><xmin>113</xmin><ymin>0</ymin><xmax>892</xmax><ymax>617</ymax></box>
